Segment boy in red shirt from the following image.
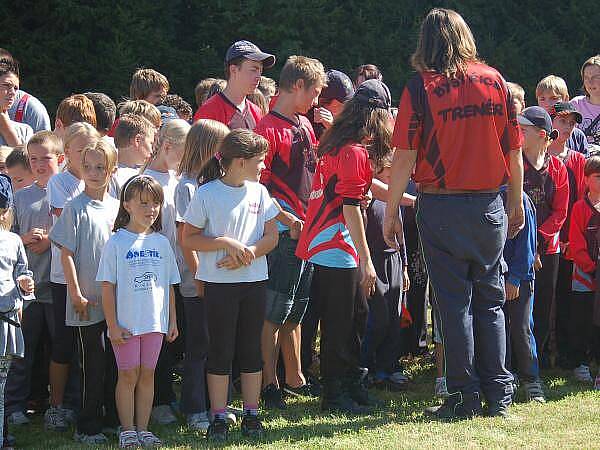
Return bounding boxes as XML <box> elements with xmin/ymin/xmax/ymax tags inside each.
<box><xmin>567</xmin><ymin>156</ymin><xmax>600</xmax><ymax>388</ymax></box>
<box><xmin>193</xmin><ymin>40</ymin><xmax>275</xmax><ymax>130</ymax></box>
<box><xmin>519</xmin><ymin>106</ymin><xmax>569</xmax><ymax>367</ymax></box>
<box><xmin>255</xmin><ymin>55</ymin><xmax>326</xmax><ymax>409</ymax></box>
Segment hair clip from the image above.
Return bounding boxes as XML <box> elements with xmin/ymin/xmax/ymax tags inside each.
<box><xmin>214</xmin><ymin>152</ymin><xmax>222</xmax><ymax>161</ymax></box>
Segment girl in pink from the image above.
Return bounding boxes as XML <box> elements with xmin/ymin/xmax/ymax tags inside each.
<box><xmin>97</xmin><ymin>176</ymin><xmax>179</xmax><ymax>448</ymax></box>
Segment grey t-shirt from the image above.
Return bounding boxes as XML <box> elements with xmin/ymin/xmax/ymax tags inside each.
<box><xmin>0</xmin><ymin>118</ymin><xmax>33</xmax><ymax>146</ymax></box>
<box><xmin>0</xmin><ymin>231</ymin><xmax>28</xmax><ymax>312</ymax></box>
<box><xmin>174</xmin><ymin>175</ymin><xmax>198</xmax><ymax>298</ymax></box>
<box><xmin>13</xmin><ymin>183</ymin><xmax>53</xmax><ymax>305</ymax></box>
<box><xmin>49</xmin><ymin>192</ymin><xmax>119</xmax><ymax>326</ymax></box>
<box><xmin>8</xmin><ymin>90</ymin><xmax>52</xmax><ymax>133</ymax></box>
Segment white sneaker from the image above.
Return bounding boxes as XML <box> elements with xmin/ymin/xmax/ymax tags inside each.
<box><xmin>187</xmin><ymin>412</ymin><xmax>210</xmax><ymax>432</ymax></box>
<box><xmin>573</xmin><ymin>364</ymin><xmax>594</xmax><ymax>383</ymax></box>
<box><xmin>522</xmin><ymin>381</ymin><xmax>546</xmax><ymax>403</ymax></box>
<box><xmin>434</xmin><ymin>376</ymin><xmax>449</xmax><ymax>398</ymax></box>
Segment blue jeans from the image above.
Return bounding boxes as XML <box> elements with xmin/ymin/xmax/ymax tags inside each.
<box><xmin>416</xmin><ymin>192</ymin><xmax>513</xmax><ymax>406</ymax></box>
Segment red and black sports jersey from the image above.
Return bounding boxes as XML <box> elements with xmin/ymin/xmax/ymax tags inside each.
<box><xmin>296</xmin><ymin>143</ymin><xmax>372</xmax><ymax>268</ymax></box>
<box><xmin>392</xmin><ymin>62</ymin><xmax>522</xmax><ymax>190</ymax></box>
<box><xmin>192</xmin><ymin>92</ymin><xmax>263</xmax><ymax>130</ymax></box>
<box><xmin>256</xmin><ymin>111</ymin><xmax>318</xmax><ymax>221</ymax></box>
<box><xmin>559</xmin><ymin>149</ymin><xmax>586</xmax><ymax>247</ymax></box>
<box><xmin>568</xmin><ymin>196</ymin><xmax>600</xmax><ymax>291</ymax></box>
<box><xmin>523</xmin><ymin>153</ymin><xmax>569</xmax><ymax>255</ymax></box>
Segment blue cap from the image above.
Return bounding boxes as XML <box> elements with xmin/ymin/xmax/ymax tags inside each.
<box><xmin>157</xmin><ymin>105</ymin><xmax>178</xmax><ymax>125</ymax></box>
<box><xmin>353</xmin><ymin>79</ymin><xmax>391</xmax><ymax>110</ymax></box>
<box><xmin>320</xmin><ymin>70</ymin><xmax>354</xmax><ymax>103</ymax></box>
<box><xmin>225</xmin><ymin>40</ymin><xmax>275</xmax><ymax>69</ymax></box>
<box><xmin>518</xmin><ymin>106</ymin><xmax>559</xmax><ymax>139</ymax></box>
<box><xmin>0</xmin><ymin>174</ymin><xmax>13</xmax><ymax>209</ymax></box>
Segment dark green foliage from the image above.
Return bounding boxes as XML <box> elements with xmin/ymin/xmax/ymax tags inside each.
<box><xmin>1</xmin><ymin>0</ymin><xmax>597</xmax><ymax>116</ymax></box>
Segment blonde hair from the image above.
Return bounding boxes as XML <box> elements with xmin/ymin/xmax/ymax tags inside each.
<box><xmin>142</xmin><ymin>119</ymin><xmax>191</xmax><ymax>172</ymax></box>
<box><xmin>581</xmin><ymin>55</ymin><xmax>600</xmax><ymax>98</ymax></box>
<box><xmin>0</xmin><ymin>146</ymin><xmax>13</xmax><ymax>162</ymax></box>
<box><xmin>178</xmin><ymin>119</ymin><xmax>229</xmax><ymax>180</ymax></box>
<box><xmin>536</xmin><ymin>75</ymin><xmax>569</xmax><ymax>100</ymax></box>
<box><xmin>82</xmin><ymin>139</ymin><xmax>118</xmax><ymax>180</ymax></box>
<box><xmin>411</xmin><ymin>8</ymin><xmax>480</xmax><ymax>78</ymax></box>
<box><xmin>194</xmin><ymin>77</ymin><xmax>218</xmax><ymax>107</ymax></box>
<box><xmin>63</xmin><ymin>122</ymin><xmax>100</xmax><ymax>151</ymax></box>
<box><xmin>258</xmin><ymin>76</ymin><xmax>277</xmax><ymax>100</ymax></box>
<box><xmin>26</xmin><ymin>131</ymin><xmax>63</xmax><ymax>156</ymax></box>
<box><xmin>113</xmin><ymin>114</ymin><xmax>154</xmax><ymax>150</ymax></box>
<box><xmin>130</xmin><ymin>68</ymin><xmax>170</xmax><ymax>101</ymax></box>
<box><xmin>247</xmin><ymin>89</ymin><xmax>269</xmax><ymax>115</ymax></box>
<box><xmin>0</xmin><ymin>207</ymin><xmax>13</xmax><ymax>231</ymax></box>
<box><xmin>56</xmin><ymin>94</ymin><xmax>97</xmax><ymax>129</ymax></box>
<box><xmin>279</xmin><ymin>56</ymin><xmax>327</xmax><ymax>92</ymax></box>
<box><xmin>117</xmin><ymin>100</ymin><xmax>161</xmax><ymax>128</ymax></box>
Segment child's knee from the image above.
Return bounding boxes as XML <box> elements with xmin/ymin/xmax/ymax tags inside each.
<box><xmin>119</xmin><ymin>367</ymin><xmax>140</xmax><ymax>385</ymax></box>
<box><xmin>138</xmin><ymin>366</ymin><xmax>155</xmax><ymax>383</ymax></box>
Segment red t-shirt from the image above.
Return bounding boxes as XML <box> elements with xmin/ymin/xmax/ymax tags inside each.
<box><xmin>392</xmin><ymin>62</ymin><xmax>522</xmax><ymax>190</ymax></box>
<box><xmin>568</xmin><ymin>196</ymin><xmax>600</xmax><ymax>291</ymax></box>
<box><xmin>256</xmin><ymin>111</ymin><xmax>318</xmax><ymax>222</ymax></box>
<box><xmin>559</xmin><ymin>149</ymin><xmax>586</xmax><ymax>247</ymax></box>
<box><xmin>523</xmin><ymin>153</ymin><xmax>569</xmax><ymax>255</ymax></box>
<box><xmin>296</xmin><ymin>143</ymin><xmax>372</xmax><ymax>268</ymax></box>
<box><xmin>192</xmin><ymin>92</ymin><xmax>263</xmax><ymax>130</ymax></box>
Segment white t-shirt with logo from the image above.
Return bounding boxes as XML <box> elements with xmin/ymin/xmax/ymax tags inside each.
<box><xmin>96</xmin><ymin>229</ymin><xmax>180</xmax><ymax>336</ymax></box>
<box><xmin>183</xmin><ymin>179</ymin><xmax>279</xmax><ymax>283</ymax></box>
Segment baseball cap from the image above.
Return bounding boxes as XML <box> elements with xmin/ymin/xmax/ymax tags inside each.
<box><xmin>225</xmin><ymin>40</ymin><xmax>275</xmax><ymax>69</ymax></box>
<box><xmin>320</xmin><ymin>70</ymin><xmax>354</xmax><ymax>103</ymax></box>
<box><xmin>551</xmin><ymin>102</ymin><xmax>583</xmax><ymax>123</ymax></box>
<box><xmin>518</xmin><ymin>106</ymin><xmax>559</xmax><ymax>139</ymax></box>
<box><xmin>353</xmin><ymin>79</ymin><xmax>391</xmax><ymax>110</ymax></box>
<box><xmin>157</xmin><ymin>105</ymin><xmax>178</xmax><ymax>125</ymax></box>
<box><xmin>0</xmin><ymin>174</ymin><xmax>13</xmax><ymax>209</ymax></box>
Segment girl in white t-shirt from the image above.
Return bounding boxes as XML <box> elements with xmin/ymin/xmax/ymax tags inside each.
<box><xmin>182</xmin><ymin>129</ymin><xmax>278</xmax><ymax>442</ymax></box>
<box><xmin>97</xmin><ymin>175</ymin><xmax>179</xmax><ymax>449</ymax></box>
<box><xmin>175</xmin><ymin>119</ymin><xmax>229</xmax><ymax>431</ymax></box>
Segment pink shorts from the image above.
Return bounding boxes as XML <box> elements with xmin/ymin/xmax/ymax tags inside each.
<box><xmin>111</xmin><ymin>332</ymin><xmax>163</xmax><ymax>371</ymax></box>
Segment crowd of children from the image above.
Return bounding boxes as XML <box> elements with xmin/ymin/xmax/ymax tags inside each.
<box><xmin>0</xmin><ymin>9</ymin><xmax>598</xmax><ymax>448</ymax></box>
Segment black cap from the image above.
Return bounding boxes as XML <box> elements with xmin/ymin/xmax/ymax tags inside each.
<box><xmin>225</xmin><ymin>40</ymin><xmax>275</xmax><ymax>69</ymax></box>
<box><xmin>0</xmin><ymin>174</ymin><xmax>13</xmax><ymax>209</ymax></box>
<box><xmin>353</xmin><ymin>79</ymin><xmax>391</xmax><ymax>110</ymax></box>
<box><xmin>551</xmin><ymin>102</ymin><xmax>583</xmax><ymax>124</ymax></box>
<box><xmin>320</xmin><ymin>70</ymin><xmax>354</xmax><ymax>103</ymax></box>
<box><xmin>518</xmin><ymin>106</ymin><xmax>559</xmax><ymax>139</ymax></box>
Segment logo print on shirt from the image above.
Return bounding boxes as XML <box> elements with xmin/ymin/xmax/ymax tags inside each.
<box><xmin>133</xmin><ymin>271</ymin><xmax>158</xmax><ymax>292</ymax></box>
<box><xmin>126</xmin><ymin>249</ymin><xmax>161</xmax><ymax>259</ymax></box>
<box><xmin>248</xmin><ymin>202</ymin><xmax>260</xmax><ymax>214</ymax></box>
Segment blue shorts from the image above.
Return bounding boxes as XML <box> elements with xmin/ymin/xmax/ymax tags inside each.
<box><xmin>265</xmin><ymin>233</ymin><xmax>313</xmax><ymax>325</ymax></box>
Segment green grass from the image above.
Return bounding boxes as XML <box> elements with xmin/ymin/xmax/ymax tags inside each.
<box><xmin>11</xmin><ymin>357</ymin><xmax>600</xmax><ymax>449</ymax></box>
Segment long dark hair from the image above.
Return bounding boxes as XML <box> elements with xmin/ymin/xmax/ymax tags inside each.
<box><xmin>113</xmin><ymin>175</ymin><xmax>164</xmax><ymax>232</ymax></box>
<box><xmin>317</xmin><ymin>98</ymin><xmax>392</xmax><ymax>170</ymax></box>
<box><xmin>199</xmin><ymin>129</ymin><xmax>269</xmax><ymax>185</ymax></box>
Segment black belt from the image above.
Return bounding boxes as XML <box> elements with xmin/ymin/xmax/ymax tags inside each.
<box><xmin>0</xmin><ymin>312</ymin><xmax>20</xmax><ymax>328</ymax></box>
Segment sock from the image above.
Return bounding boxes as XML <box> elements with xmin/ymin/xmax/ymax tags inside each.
<box><xmin>243</xmin><ymin>404</ymin><xmax>258</xmax><ymax>416</ymax></box>
<box><xmin>212</xmin><ymin>408</ymin><xmax>227</xmax><ymax>421</ymax></box>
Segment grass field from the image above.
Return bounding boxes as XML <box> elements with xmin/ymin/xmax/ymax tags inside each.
<box><xmin>10</xmin><ymin>356</ymin><xmax>600</xmax><ymax>449</ymax></box>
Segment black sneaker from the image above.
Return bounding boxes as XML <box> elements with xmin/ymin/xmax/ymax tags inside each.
<box><xmin>261</xmin><ymin>383</ymin><xmax>286</xmax><ymax>409</ymax></box>
<box><xmin>206</xmin><ymin>417</ymin><xmax>228</xmax><ymax>442</ymax></box>
<box><xmin>241</xmin><ymin>414</ymin><xmax>264</xmax><ymax>438</ymax></box>
<box><xmin>424</xmin><ymin>391</ymin><xmax>483</xmax><ymax>420</ymax></box>
<box><xmin>321</xmin><ymin>379</ymin><xmax>369</xmax><ymax>415</ymax></box>
<box><xmin>283</xmin><ymin>383</ymin><xmax>319</xmax><ymax>398</ymax></box>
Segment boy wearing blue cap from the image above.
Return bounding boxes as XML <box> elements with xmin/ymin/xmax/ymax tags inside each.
<box><xmin>193</xmin><ymin>40</ymin><xmax>276</xmax><ymax>130</ymax></box>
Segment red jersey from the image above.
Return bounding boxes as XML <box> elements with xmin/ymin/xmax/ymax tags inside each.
<box><xmin>256</xmin><ymin>111</ymin><xmax>318</xmax><ymax>222</ymax></box>
<box><xmin>392</xmin><ymin>62</ymin><xmax>522</xmax><ymax>190</ymax></box>
<box><xmin>296</xmin><ymin>143</ymin><xmax>373</xmax><ymax>268</ymax></box>
<box><xmin>568</xmin><ymin>196</ymin><xmax>600</xmax><ymax>291</ymax></box>
<box><xmin>192</xmin><ymin>92</ymin><xmax>263</xmax><ymax>130</ymax></box>
<box><xmin>559</xmin><ymin>149</ymin><xmax>586</xmax><ymax>247</ymax></box>
<box><xmin>523</xmin><ymin>153</ymin><xmax>569</xmax><ymax>255</ymax></box>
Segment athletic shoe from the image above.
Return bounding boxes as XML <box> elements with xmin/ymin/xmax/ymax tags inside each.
<box><xmin>44</xmin><ymin>406</ymin><xmax>69</xmax><ymax>432</ymax></box>
<box><xmin>187</xmin><ymin>412</ymin><xmax>210</xmax><ymax>432</ymax></box>
<box><xmin>261</xmin><ymin>383</ymin><xmax>286</xmax><ymax>409</ymax></box>
<box><xmin>241</xmin><ymin>414</ymin><xmax>265</xmax><ymax>438</ymax></box>
<box><xmin>73</xmin><ymin>431</ymin><xmax>108</xmax><ymax>445</ymax></box>
<box><xmin>573</xmin><ymin>364</ymin><xmax>594</xmax><ymax>383</ymax></box>
<box><xmin>389</xmin><ymin>370</ymin><xmax>409</xmax><ymax>384</ymax></box>
<box><xmin>119</xmin><ymin>430</ymin><xmax>140</xmax><ymax>448</ymax></box>
<box><xmin>151</xmin><ymin>404</ymin><xmax>177</xmax><ymax>425</ymax></box>
<box><xmin>283</xmin><ymin>383</ymin><xmax>319</xmax><ymax>398</ymax></box>
<box><xmin>522</xmin><ymin>381</ymin><xmax>546</xmax><ymax>403</ymax></box>
<box><xmin>424</xmin><ymin>391</ymin><xmax>483</xmax><ymax>420</ymax></box>
<box><xmin>594</xmin><ymin>375</ymin><xmax>600</xmax><ymax>391</ymax></box>
<box><xmin>434</xmin><ymin>377</ymin><xmax>449</xmax><ymax>398</ymax></box>
<box><xmin>137</xmin><ymin>430</ymin><xmax>162</xmax><ymax>448</ymax></box>
<box><xmin>206</xmin><ymin>417</ymin><xmax>228</xmax><ymax>442</ymax></box>
<box><xmin>63</xmin><ymin>408</ymin><xmax>77</xmax><ymax>424</ymax></box>
<box><xmin>8</xmin><ymin>411</ymin><xmax>29</xmax><ymax>425</ymax></box>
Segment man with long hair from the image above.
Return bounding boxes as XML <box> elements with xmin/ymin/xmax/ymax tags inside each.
<box><xmin>384</xmin><ymin>8</ymin><xmax>524</xmax><ymax>419</ymax></box>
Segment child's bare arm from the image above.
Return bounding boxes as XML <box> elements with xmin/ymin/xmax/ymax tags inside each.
<box><xmin>60</xmin><ymin>247</ymin><xmax>88</xmax><ymax>320</ymax></box>
<box><xmin>248</xmin><ymin>218</ymin><xmax>279</xmax><ymax>259</ymax></box>
<box><xmin>101</xmin><ymin>282</ymin><xmax>131</xmax><ymax>345</ymax></box>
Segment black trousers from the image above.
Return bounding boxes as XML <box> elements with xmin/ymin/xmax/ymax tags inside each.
<box><xmin>312</xmin><ymin>265</ymin><xmax>368</xmax><ymax>379</ymax></box>
<box><xmin>75</xmin><ymin>322</ymin><xmax>118</xmax><ymax>435</ymax></box>
<box><xmin>532</xmin><ymin>253</ymin><xmax>560</xmax><ymax>361</ymax></box>
<box><xmin>554</xmin><ymin>257</ymin><xmax>572</xmax><ymax>363</ymax></box>
<box><xmin>569</xmin><ymin>292</ymin><xmax>600</xmax><ymax>367</ymax></box>
<box><xmin>181</xmin><ymin>296</ymin><xmax>209</xmax><ymax>414</ymax></box>
<box><xmin>205</xmin><ymin>281</ymin><xmax>266</xmax><ymax>375</ymax></box>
